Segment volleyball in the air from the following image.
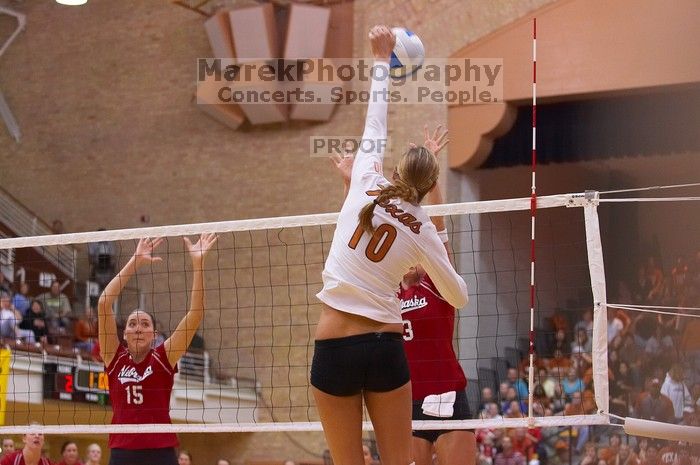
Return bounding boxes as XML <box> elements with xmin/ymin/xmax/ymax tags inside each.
<box><xmin>390</xmin><ymin>27</ymin><xmax>425</xmax><ymax>79</ymax></box>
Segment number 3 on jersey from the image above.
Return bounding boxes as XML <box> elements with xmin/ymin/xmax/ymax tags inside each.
<box><xmin>348</xmin><ymin>223</ymin><xmax>397</xmax><ymax>262</ymax></box>
<box><xmin>125</xmin><ymin>385</ymin><xmax>143</xmax><ymax>404</ymax></box>
<box><xmin>402</xmin><ymin>320</ymin><xmax>414</xmax><ymax>341</ymax></box>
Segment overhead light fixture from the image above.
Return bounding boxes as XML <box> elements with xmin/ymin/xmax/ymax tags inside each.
<box><xmin>56</xmin><ymin>0</ymin><xmax>88</xmax><ymax>5</ymax></box>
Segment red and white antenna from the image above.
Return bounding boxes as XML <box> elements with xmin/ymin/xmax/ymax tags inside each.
<box><xmin>527</xmin><ymin>17</ymin><xmax>537</xmax><ymax>420</ymax></box>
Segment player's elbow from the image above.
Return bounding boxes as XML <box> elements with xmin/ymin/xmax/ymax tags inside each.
<box><xmin>453</xmin><ymin>292</ymin><xmax>468</xmax><ymax>310</ymax></box>
<box><xmin>451</xmin><ymin>282</ymin><xmax>469</xmax><ymax>309</ymax></box>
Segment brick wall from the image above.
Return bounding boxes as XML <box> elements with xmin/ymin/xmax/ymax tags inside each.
<box><xmin>0</xmin><ymin>0</ymin><xmax>555</xmax><ymax>462</ymax></box>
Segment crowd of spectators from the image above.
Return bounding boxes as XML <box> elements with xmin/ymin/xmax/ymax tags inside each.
<box><xmin>0</xmin><ymin>437</ymin><xmax>102</xmax><ymax>465</ymax></box>
<box><xmin>471</xmin><ymin>249</ymin><xmax>700</xmax><ymax>465</ymax></box>
<box><xmin>0</xmin><ymin>438</ymin><xmax>308</xmax><ymax>465</ymax></box>
<box><xmin>0</xmin><ymin>276</ymin><xmax>97</xmax><ymax>354</ymax></box>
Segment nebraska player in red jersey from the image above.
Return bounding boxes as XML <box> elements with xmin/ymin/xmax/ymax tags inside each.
<box><xmin>97</xmin><ymin>234</ymin><xmax>217</xmax><ymax>465</ymax></box>
<box><xmin>0</xmin><ymin>427</ymin><xmax>53</xmax><ymax>465</ymax></box>
<box><xmin>397</xmin><ymin>152</ymin><xmax>476</xmax><ymax>465</ymax></box>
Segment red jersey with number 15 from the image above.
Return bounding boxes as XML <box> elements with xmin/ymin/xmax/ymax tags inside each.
<box><xmin>398</xmin><ymin>273</ymin><xmax>467</xmax><ymax>400</ymax></box>
<box><xmin>106</xmin><ymin>343</ymin><xmax>178</xmax><ymax>449</ymax></box>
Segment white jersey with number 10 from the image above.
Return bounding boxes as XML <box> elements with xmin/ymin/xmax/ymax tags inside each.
<box><xmin>316</xmin><ymin>62</ymin><xmax>468</xmax><ymax>324</ymax></box>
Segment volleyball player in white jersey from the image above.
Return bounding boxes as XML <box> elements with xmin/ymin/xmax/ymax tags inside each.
<box><xmin>312</xmin><ymin>26</ymin><xmax>469</xmax><ymax>465</ymax></box>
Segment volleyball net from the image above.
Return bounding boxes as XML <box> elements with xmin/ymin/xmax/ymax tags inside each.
<box><xmin>0</xmin><ymin>190</ymin><xmax>698</xmax><ymax>438</ymax></box>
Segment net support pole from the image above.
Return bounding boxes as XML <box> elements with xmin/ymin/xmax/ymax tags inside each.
<box><xmin>581</xmin><ymin>191</ymin><xmax>610</xmax><ymax>416</ymax></box>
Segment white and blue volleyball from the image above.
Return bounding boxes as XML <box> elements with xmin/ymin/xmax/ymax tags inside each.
<box><xmin>390</xmin><ymin>27</ymin><xmax>425</xmax><ymax>79</ymax></box>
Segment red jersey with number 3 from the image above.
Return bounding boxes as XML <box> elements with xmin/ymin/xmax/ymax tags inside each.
<box><xmin>398</xmin><ymin>273</ymin><xmax>467</xmax><ymax>400</ymax></box>
<box><xmin>106</xmin><ymin>343</ymin><xmax>178</xmax><ymax>449</ymax></box>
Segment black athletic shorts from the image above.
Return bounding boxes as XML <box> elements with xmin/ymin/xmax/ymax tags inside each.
<box><xmin>109</xmin><ymin>447</ymin><xmax>178</xmax><ymax>465</ymax></box>
<box><xmin>310</xmin><ymin>332</ymin><xmax>410</xmax><ymax>396</ymax></box>
<box><xmin>412</xmin><ymin>389</ymin><xmax>471</xmax><ymax>443</ymax></box>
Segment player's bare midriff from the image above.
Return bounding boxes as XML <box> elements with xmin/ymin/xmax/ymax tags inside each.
<box><xmin>314</xmin><ymin>303</ymin><xmax>403</xmax><ymax>340</ymax></box>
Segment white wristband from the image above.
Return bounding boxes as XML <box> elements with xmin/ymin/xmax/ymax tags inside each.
<box><xmin>437</xmin><ymin>228</ymin><xmax>448</xmax><ymax>243</ymax></box>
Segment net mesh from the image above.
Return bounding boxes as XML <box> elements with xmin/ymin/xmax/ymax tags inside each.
<box><xmin>0</xmin><ymin>192</ymin><xmax>612</xmax><ymax>435</ymax></box>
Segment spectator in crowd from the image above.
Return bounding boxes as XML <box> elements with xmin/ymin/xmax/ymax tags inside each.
<box><xmin>549</xmin><ymin>383</ymin><xmax>567</xmax><ymax>414</ymax></box>
<box><xmin>671</xmin><ymin>443</ymin><xmax>692</xmax><ymax>465</ymax></box>
<box><xmin>547</xmin><ymin>349</ymin><xmax>572</xmax><ymax>370</ymax></box>
<box><xmin>479</xmin><ymin>387</ymin><xmax>496</xmax><ymax>414</ymax></box>
<box><xmin>12</xmin><ymin>282</ymin><xmax>31</xmax><ymax>316</ymax></box>
<box><xmin>477</xmin><ymin>434</ymin><xmax>496</xmax><ymax>465</ymax></box>
<box><xmin>550</xmin><ymin>329</ymin><xmax>569</xmax><ymax>357</ymax></box>
<box><xmin>362</xmin><ymin>445</ymin><xmax>374</xmax><ymax>465</ymax></box>
<box><xmin>610</xmin><ymin>360</ymin><xmax>635</xmax><ymax>416</ymax></box>
<box><xmin>531</xmin><ymin>384</ymin><xmax>550</xmax><ymax>414</ymax></box>
<box><xmin>692</xmin><ymin>384</ymin><xmax>700</xmax><ymax>412</ymax></box>
<box><xmin>0</xmin><ymin>439</ymin><xmax>14</xmax><ymax>459</ymax></box>
<box><xmin>636</xmin><ymin>378</ymin><xmax>675</xmax><ymax>423</ymax></box>
<box><xmin>506</xmin><ymin>400</ymin><xmax>525</xmax><ymax>419</ymax></box>
<box><xmin>57</xmin><ymin>441</ymin><xmax>82</xmax><ymax>465</ymax></box>
<box><xmin>680</xmin><ymin>317</ymin><xmax>700</xmax><ymax>372</ymax></box>
<box><xmin>574</xmin><ymin>309</ymin><xmax>594</xmax><ymax>335</ymax></box>
<box><xmin>499</xmin><ymin>382</ymin><xmax>511</xmax><ymax>411</ymax></box>
<box><xmin>579</xmin><ymin>443</ymin><xmax>598</xmax><ymax>465</ymax></box>
<box><xmin>550</xmin><ymin>310</ymin><xmax>570</xmax><ymax>335</ymax></box>
<box><xmin>538</xmin><ymin>367</ymin><xmax>556</xmax><ymax>399</ymax></box>
<box><xmin>177</xmin><ymin>450</ymin><xmax>191</xmax><ymax>465</ymax></box>
<box><xmin>658</xmin><ymin>442</ymin><xmax>682</xmax><ymax>465</ymax></box>
<box><xmin>571</xmin><ymin>328</ymin><xmax>592</xmax><ymax>357</ymax></box>
<box><xmin>561</xmin><ymin>368</ymin><xmax>585</xmax><ymax>400</ymax></box>
<box><xmin>36</xmin><ymin>280</ymin><xmax>72</xmax><ymax>332</ymax></box>
<box><xmin>614</xmin><ymin>443</ymin><xmax>640</xmax><ymax>465</ymax></box>
<box><xmin>0</xmin><ymin>426</ymin><xmax>51</xmax><ymax>465</ymax></box>
<box><xmin>84</xmin><ymin>444</ymin><xmax>101</xmax><ymax>465</ymax></box>
<box><xmin>599</xmin><ymin>433</ymin><xmax>622</xmax><ymax>463</ymax></box>
<box><xmin>636</xmin><ymin>438</ymin><xmax>650</xmax><ymax>464</ymax></box>
<box><xmin>19</xmin><ymin>300</ymin><xmax>48</xmax><ymax>345</ymax></box>
<box><xmin>74</xmin><ymin>306</ymin><xmax>98</xmax><ymax>353</ymax></box>
<box><xmin>508</xmin><ymin>428</ymin><xmax>537</xmax><ymax>461</ymax></box>
<box><xmin>0</xmin><ymin>273</ymin><xmax>11</xmax><ymax>296</ymax></box>
<box><xmin>633</xmin><ymin>265</ymin><xmax>653</xmax><ymax>304</ymax></box>
<box><xmin>608</xmin><ymin>309</ymin><xmax>626</xmax><ymax>343</ymax></box>
<box><xmin>660</xmin><ymin>364</ymin><xmax>693</xmax><ymax>423</ymax></box>
<box><xmin>618</xmin><ymin>334</ymin><xmax>644</xmax><ymax>387</ymax></box>
<box><xmin>494</xmin><ymin>436</ymin><xmax>525</xmax><ymax>465</ymax></box>
<box><xmin>549</xmin><ymin>441</ymin><xmax>569</xmax><ymax>465</ymax></box>
<box><xmin>640</xmin><ymin>444</ymin><xmax>661</xmax><ymax>465</ymax></box>
<box><xmin>0</xmin><ymin>293</ymin><xmax>18</xmax><ymax>340</ymax></box>
<box><xmin>507</xmin><ymin>368</ymin><xmax>529</xmax><ymax>400</ymax></box>
<box><xmin>88</xmin><ymin>231</ymin><xmax>117</xmax><ymax>290</ymax></box>
<box><xmin>562</xmin><ymin>391</ymin><xmax>595</xmax><ymax>452</ymax></box>
<box><xmin>0</xmin><ymin>293</ymin><xmax>33</xmax><ymax>343</ymax></box>
<box><xmin>644</xmin><ymin>257</ymin><xmax>665</xmax><ymax>304</ymax></box>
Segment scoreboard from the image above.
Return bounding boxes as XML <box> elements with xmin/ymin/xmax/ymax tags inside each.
<box><xmin>43</xmin><ymin>362</ymin><xmax>111</xmax><ymax>405</ymax></box>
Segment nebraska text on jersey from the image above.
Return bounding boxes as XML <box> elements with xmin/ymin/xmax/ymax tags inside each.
<box><xmin>401</xmin><ymin>295</ymin><xmax>428</xmax><ymax>312</ymax></box>
<box><xmin>117</xmin><ymin>364</ymin><xmax>154</xmax><ymax>384</ymax></box>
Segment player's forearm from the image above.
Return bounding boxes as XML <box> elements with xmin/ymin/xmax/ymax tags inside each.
<box><xmin>168</xmin><ymin>268</ymin><xmax>205</xmax><ymax>360</ymax></box>
<box><xmin>359</xmin><ymin>61</ymin><xmax>390</xmax><ymax>143</ymax></box>
<box><xmin>187</xmin><ymin>267</ymin><xmax>205</xmax><ymax>321</ymax></box>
